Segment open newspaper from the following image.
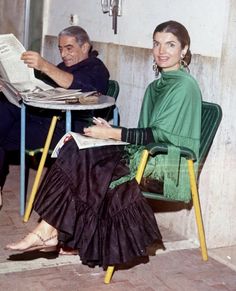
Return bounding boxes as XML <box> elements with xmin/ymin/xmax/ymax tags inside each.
<box><xmin>51</xmin><ymin>131</ymin><xmax>129</xmax><ymax>158</ymax></box>
<box><xmin>0</xmin><ymin>33</ymin><xmax>98</xmax><ymax>107</ymax></box>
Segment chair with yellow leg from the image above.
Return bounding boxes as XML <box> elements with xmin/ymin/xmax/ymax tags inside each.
<box><xmin>104</xmin><ymin>101</ymin><xmax>222</xmax><ymax>283</ymax></box>
<box><xmin>103</xmin><ymin>149</ymin><xmax>149</xmax><ymax>284</ymax></box>
<box><xmin>23</xmin><ymin>115</ymin><xmax>59</xmax><ymax>222</ymax></box>
<box><xmin>19</xmin><ymin>100</ymin><xmax>60</xmax><ymax>217</ymax></box>
<box><xmin>23</xmin><ymin>80</ymin><xmax>120</xmax><ymax>221</ymax></box>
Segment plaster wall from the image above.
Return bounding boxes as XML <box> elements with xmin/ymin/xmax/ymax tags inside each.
<box><xmin>43</xmin><ymin>0</ymin><xmax>227</xmax><ymax>57</ymax></box>
<box><xmin>0</xmin><ymin>0</ymin><xmax>25</xmax><ymax>42</ymax></box>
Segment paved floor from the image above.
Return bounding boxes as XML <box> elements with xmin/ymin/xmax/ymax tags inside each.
<box><xmin>0</xmin><ymin>166</ymin><xmax>236</xmax><ymax>291</ymax></box>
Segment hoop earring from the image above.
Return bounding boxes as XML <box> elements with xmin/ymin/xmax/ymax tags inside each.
<box><xmin>152</xmin><ymin>60</ymin><xmax>159</xmax><ymax>77</ymax></box>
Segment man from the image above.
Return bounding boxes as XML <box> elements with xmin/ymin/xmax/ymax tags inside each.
<box><xmin>0</xmin><ymin>26</ymin><xmax>110</xmax><ymax>204</ymax></box>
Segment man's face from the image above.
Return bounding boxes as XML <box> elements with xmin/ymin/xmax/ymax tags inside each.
<box><xmin>58</xmin><ymin>35</ymin><xmax>89</xmax><ymax>67</ymax></box>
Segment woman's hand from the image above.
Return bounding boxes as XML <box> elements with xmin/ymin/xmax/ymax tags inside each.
<box><xmin>92</xmin><ymin>117</ymin><xmax>111</xmax><ymax>128</ymax></box>
<box><xmin>84</xmin><ymin>118</ymin><xmax>122</xmax><ymax>140</ymax></box>
<box><xmin>84</xmin><ymin>126</ymin><xmax>111</xmax><ymax>140</ymax></box>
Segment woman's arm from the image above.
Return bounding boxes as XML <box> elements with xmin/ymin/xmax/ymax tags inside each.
<box><xmin>83</xmin><ymin>117</ymin><xmax>155</xmax><ymax>145</ymax></box>
<box><xmin>83</xmin><ymin>117</ymin><xmax>122</xmax><ymax>140</ymax></box>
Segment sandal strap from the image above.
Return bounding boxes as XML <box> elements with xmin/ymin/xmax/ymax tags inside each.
<box><xmin>31</xmin><ymin>232</ymin><xmax>57</xmax><ymax>246</ymax></box>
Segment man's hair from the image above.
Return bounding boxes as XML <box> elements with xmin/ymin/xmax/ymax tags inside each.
<box><xmin>59</xmin><ymin>26</ymin><xmax>92</xmax><ymax>48</ymax></box>
<box><xmin>59</xmin><ymin>26</ymin><xmax>98</xmax><ymax>57</ymax></box>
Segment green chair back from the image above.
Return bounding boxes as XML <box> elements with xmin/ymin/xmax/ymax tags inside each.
<box><xmin>107</xmin><ymin>80</ymin><xmax>120</xmax><ymax>101</ymax></box>
<box><xmin>199</xmin><ymin>101</ymin><xmax>222</xmax><ymax>166</ymax></box>
<box><xmin>141</xmin><ymin>100</ymin><xmax>222</xmax><ymax>201</ymax></box>
<box><xmin>102</xmin><ymin>80</ymin><xmax>120</xmax><ymax>126</ymax></box>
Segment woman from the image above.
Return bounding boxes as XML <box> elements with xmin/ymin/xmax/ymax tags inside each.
<box><xmin>6</xmin><ymin>21</ymin><xmax>202</xmax><ymax>268</ymax></box>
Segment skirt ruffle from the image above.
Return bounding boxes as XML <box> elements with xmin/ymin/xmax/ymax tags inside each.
<box><xmin>34</xmin><ymin>140</ymin><xmax>162</xmax><ymax>267</ymax></box>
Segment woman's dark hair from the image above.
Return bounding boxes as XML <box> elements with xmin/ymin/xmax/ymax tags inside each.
<box><xmin>59</xmin><ymin>26</ymin><xmax>98</xmax><ymax>57</ymax></box>
<box><xmin>153</xmin><ymin>20</ymin><xmax>191</xmax><ymax>65</ymax></box>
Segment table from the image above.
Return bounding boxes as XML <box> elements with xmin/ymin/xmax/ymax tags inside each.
<box><xmin>20</xmin><ymin>95</ymin><xmax>115</xmax><ymax>217</ymax></box>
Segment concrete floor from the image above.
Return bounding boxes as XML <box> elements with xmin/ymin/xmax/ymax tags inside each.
<box><xmin>0</xmin><ymin>165</ymin><xmax>236</xmax><ymax>291</ymax></box>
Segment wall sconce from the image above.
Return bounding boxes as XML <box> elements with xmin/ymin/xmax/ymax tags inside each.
<box><xmin>101</xmin><ymin>0</ymin><xmax>122</xmax><ymax>34</ymax></box>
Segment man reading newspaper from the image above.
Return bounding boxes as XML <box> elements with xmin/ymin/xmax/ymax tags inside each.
<box><xmin>0</xmin><ymin>25</ymin><xmax>110</xmax><ymax>203</ymax></box>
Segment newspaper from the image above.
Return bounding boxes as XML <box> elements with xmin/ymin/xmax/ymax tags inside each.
<box><xmin>0</xmin><ymin>33</ymin><xmax>45</xmax><ymax>84</ymax></box>
<box><xmin>0</xmin><ymin>33</ymin><xmax>98</xmax><ymax>107</ymax></box>
<box><xmin>0</xmin><ymin>33</ymin><xmax>53</xmax><ymax>106</ymax></box>
<box><xmin>21</xmin><ymin>88</ymin><xmax>98</xmax><ymax>104</ymax></box>
<box><xmin>51</xmin><ymin>131</ymin><xmax>129</xmax><ymax>158</ymax></box>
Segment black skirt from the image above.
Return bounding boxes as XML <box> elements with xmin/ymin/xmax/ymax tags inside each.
<box><xmin>34</xmin><ymin>139</ymin><xmax>162</xmax><ymax>267</ymax></box>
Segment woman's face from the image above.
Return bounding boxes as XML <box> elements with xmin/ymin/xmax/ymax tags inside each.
<box><xmin>153</xmin><ymin>31</ymin><xmax>188</xmax><ymax>72</ymax></box>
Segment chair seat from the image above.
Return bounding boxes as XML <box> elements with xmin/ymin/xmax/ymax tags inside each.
<box><xmin>26</xmin><ymin>148</ymin><xmax>45</xmax><ymax>156</ymax></box>
<box><xmin>146</xmin><ymin>143</ymin><xmax>196</xmax><ymax>160</ymax></box>
<box><xmin>143</xmin><ymin>192</ymin><xmax>175</xmax><ymax>201</ymax></box>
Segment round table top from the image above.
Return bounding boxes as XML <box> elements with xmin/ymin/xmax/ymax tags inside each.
<box><xmin>23</xmin><ymin>95</ymin><xmax>115</xmax><ymax>110</ymax></box>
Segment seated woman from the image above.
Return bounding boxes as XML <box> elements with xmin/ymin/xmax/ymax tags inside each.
<box><xmin>6</xmin><ymin>20</ymin><xmax>202</xmax><ymax>268</ymax></box>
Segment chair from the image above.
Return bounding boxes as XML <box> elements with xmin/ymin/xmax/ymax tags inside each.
<box><xmin>22</xmin><ymin>80</ymin><xmax>120</xmax><ymax>221</ymax></box>
<box><xmin>107</xmin><ymin>80</ymin><xmax>120</xmax><ymax>126</ymax></box>
<box><xmin>104</xmin><ymin>101</ymin><xmax>223</xmax><ymax>284</ymax></box>
<box><xmin>93</xmin><ymin>80</ymin><xmax>120</xmax><ymax>126</ymax></box>
<box><xmin>24</xmin><ymin>80</ymin><xmax>119</xmax><ymax>169</ymax></box>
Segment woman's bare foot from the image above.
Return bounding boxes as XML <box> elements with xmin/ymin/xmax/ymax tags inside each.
<box><xmin>5</xmin><ymin>220</ymin><xmax>58</xmax><ymax>252</ymax></box>
<box><xmin>59</xmin><ymin>247</ymin><xmax>79</xmax><ymax>255</ymax></box>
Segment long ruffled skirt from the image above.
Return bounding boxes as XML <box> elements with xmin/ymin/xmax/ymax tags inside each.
<box><xmin>34</xmin><ymin>140</ymin><xmax>162</xmax><ymax>267</ymax></box>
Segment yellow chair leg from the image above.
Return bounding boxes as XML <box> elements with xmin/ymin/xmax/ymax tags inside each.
<box><xmin>104</xmin><ymin>266</ymin><xmax>115</xmax><ymax>284</ymax></box>
<box><xmin>135</xmin><ymin>149</ymin><xmax>149</xmax><ymax>184</ymax></box>
<box><xmin>23</xmin><ymin>116</ymin><xmax>58</xmax><ymax>222</ymax></box>
<box><xmin>188</xmin><ymin>160</ymin><xmax>208</xmax><ymax>261</ymax></box>
<box><xmin>103</xmin><ymin>150</ymin><xmax>149</xmax><ymax>284</ymax></box>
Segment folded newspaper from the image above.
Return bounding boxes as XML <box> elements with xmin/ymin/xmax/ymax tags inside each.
<box><xmin>51</xmin><ymin>131</ymin><xmax>129</xmax><ymax>158</ymax></box>
<box><xmin>0</xmin><ymin>33</ymin><xmax>99</xmax><ymax>107</ymax></box>
<box><xmin>20</xmin><ymin>88</ymin><xmax>99</xmax><ymax>105</ymax></box>
<box><xmin>0</xmin><ymin>33</ymin><xmax>53</xmax><ymax>107</ymax></box>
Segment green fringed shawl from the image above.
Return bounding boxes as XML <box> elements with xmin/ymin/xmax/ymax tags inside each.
<box><xmin>110</xmin><ymin>68</ymin><xmax>202</xmax><ymax>202</ymax></box>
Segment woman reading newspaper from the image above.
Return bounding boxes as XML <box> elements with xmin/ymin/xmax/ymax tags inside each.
<box><xmin>6</xmin><ymin>21</ymin><xmax>202</xmax><ymax>270</ymax></box>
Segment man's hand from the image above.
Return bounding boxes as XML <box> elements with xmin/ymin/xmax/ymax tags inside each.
<box><xmin>21</xmin><ymin>51</ymin><xmax>73</xmax><ymax>89</ymax></box>
<box><xmin>21</xmin><ymin>51</ymin><xmax>47</xmax><ymax>71</ymax></box>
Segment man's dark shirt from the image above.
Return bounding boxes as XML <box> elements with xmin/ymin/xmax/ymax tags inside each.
<box><xmin>58</xmin><ymin>57</ymin><xmax>110</xmax><ymax>94</ymax></box>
